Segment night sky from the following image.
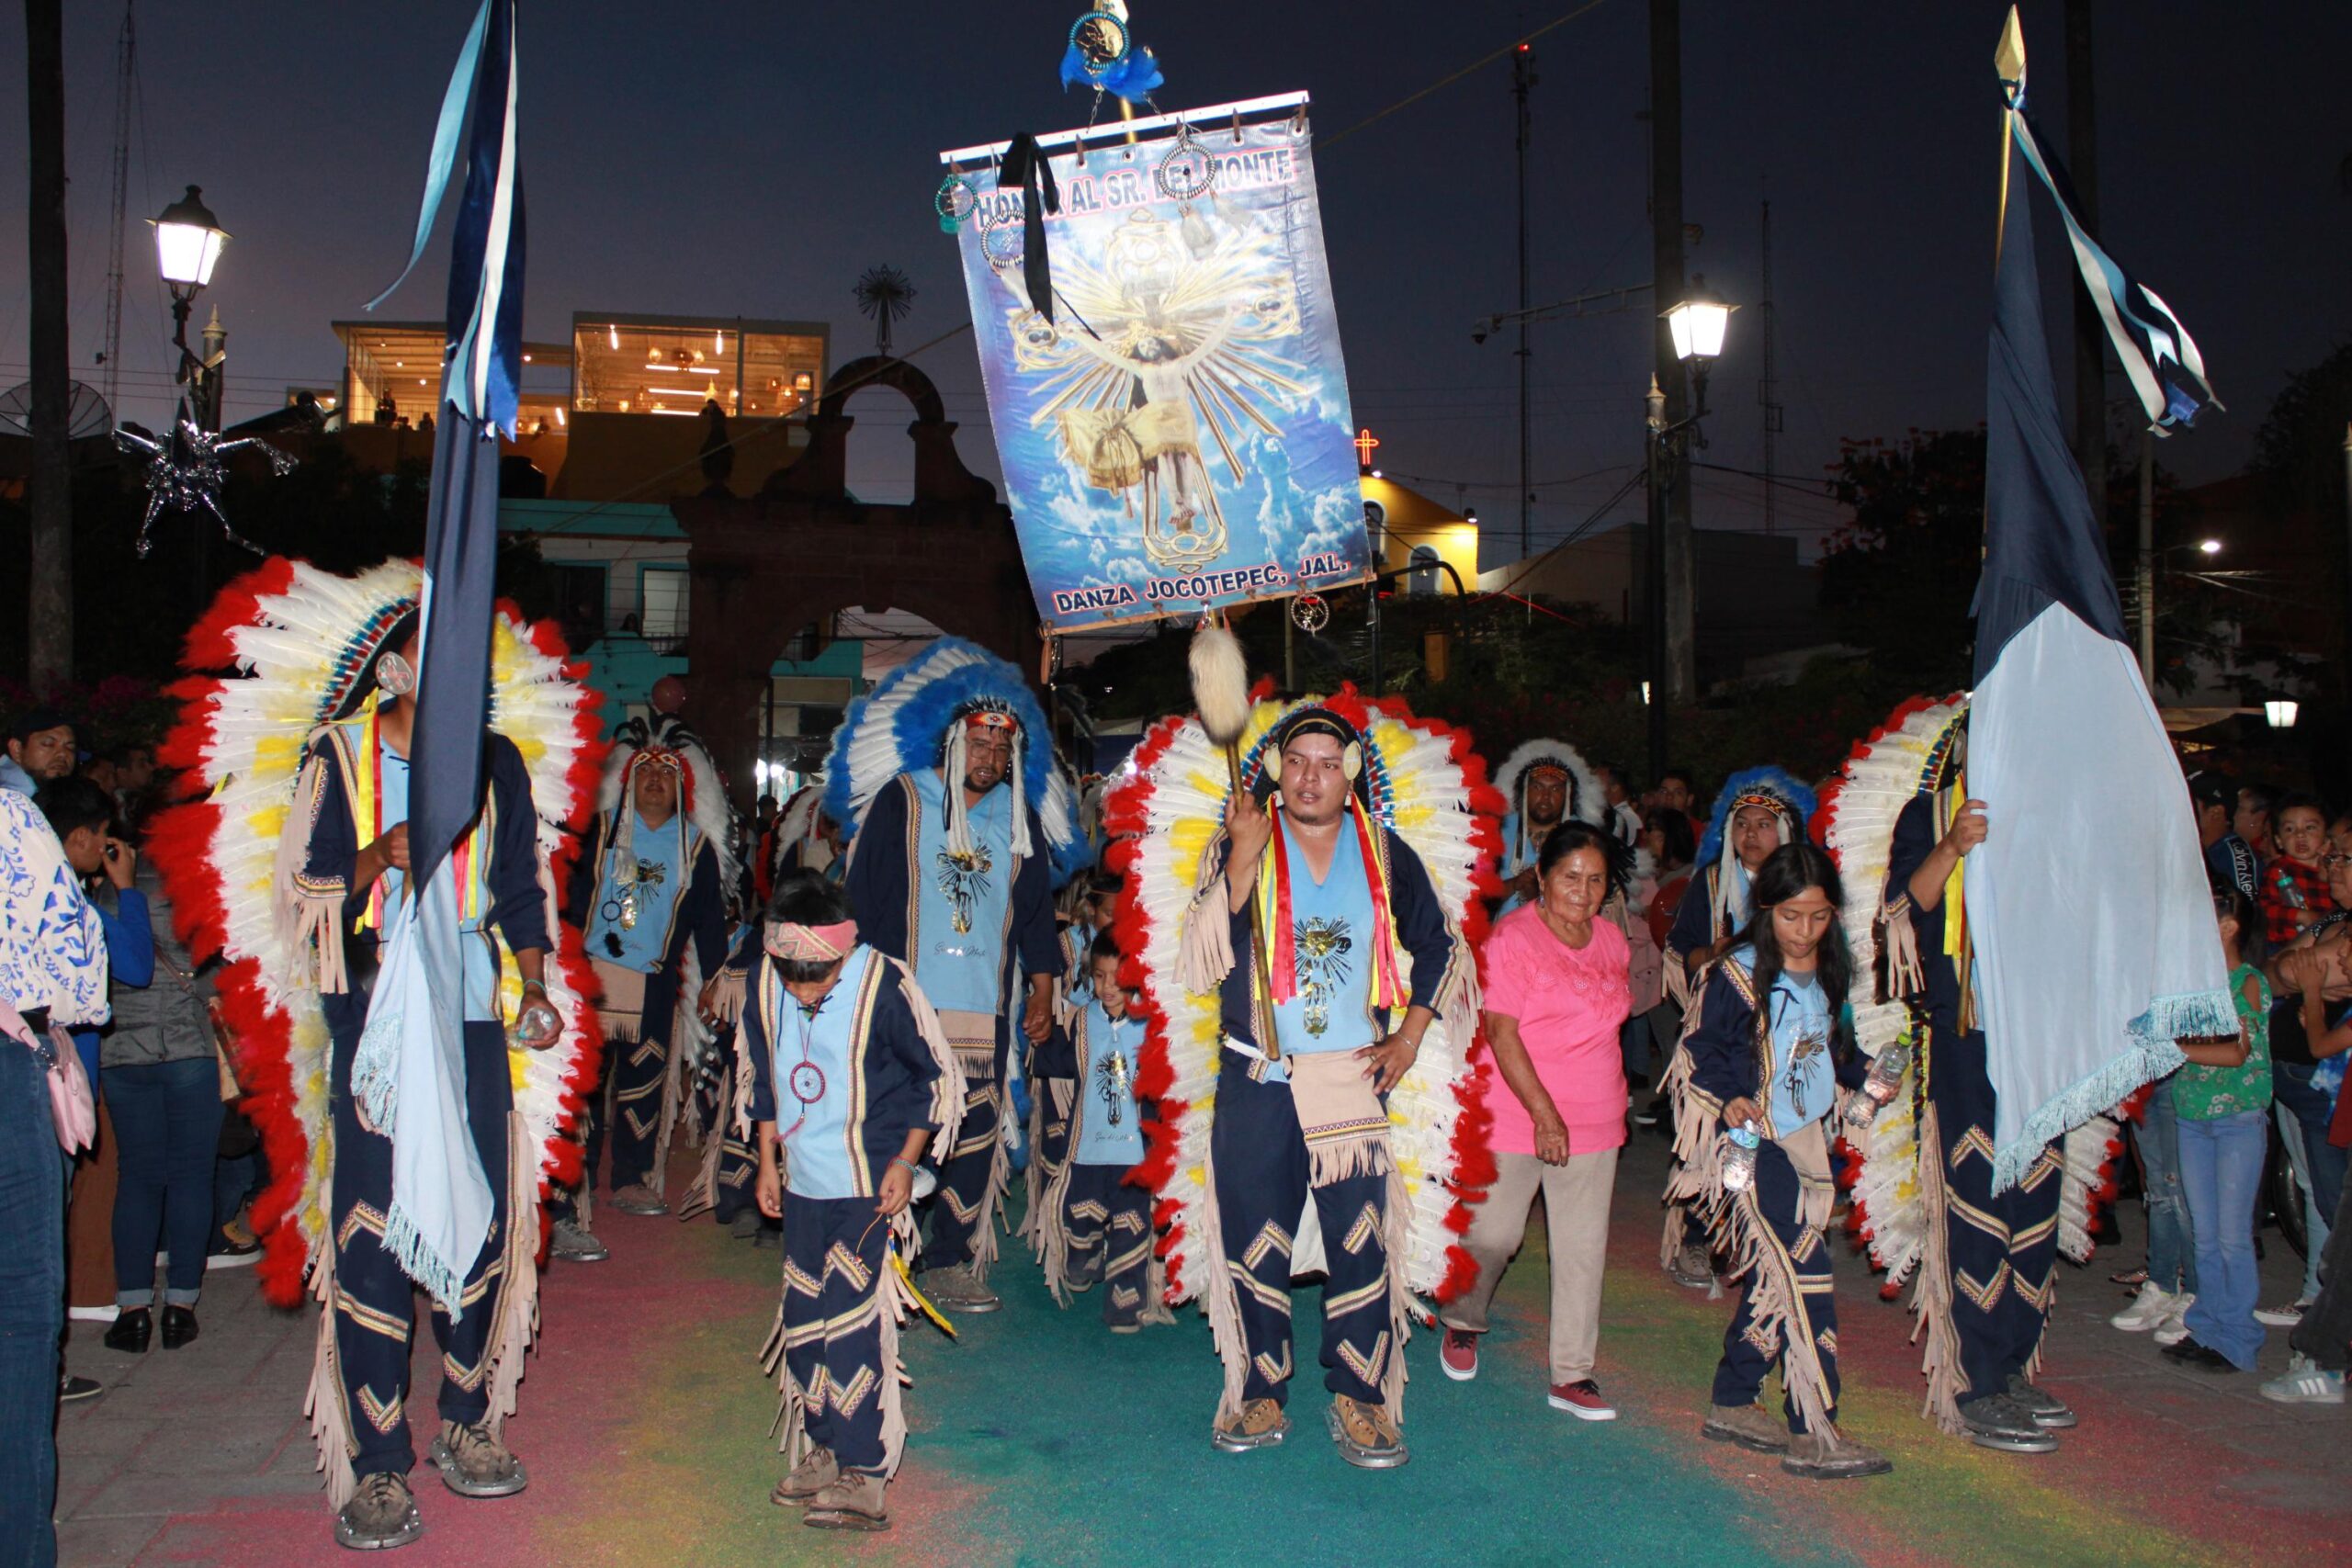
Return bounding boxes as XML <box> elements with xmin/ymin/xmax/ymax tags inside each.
<box><xmin>4</xmin><ymin>2</ymin><xmax>2346</xmax><ymax>565</ymax></box>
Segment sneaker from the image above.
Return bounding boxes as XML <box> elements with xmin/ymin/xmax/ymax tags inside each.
<box><xmin>2151</xmin><ymin>1294</ymin><xmax>2198</xmax><ymax>1347</ymax></box>
<box><xmin>606</xmin><ymin>1182</ymin><xmax>669</xmax><ymax>1217</ymax></box>
<box><xmin>334</xmin><ymin>1471</ymin><xmax>424</xmax><ymax>1551</ymax></box>
<box><xmin>548</xmin><ymin>1218</ymin><xmax>608</xmax><ymax>1263</ymax></box>
<box><xmin>1327</xmin><ymin>1394</ymin><xmax>1408</xmax><ymax>1470</ymax></box>
<box><xmin>771</xmin><ymin>1446</ymin><xmax>838</xmax><ymax>1506</ymax></box>
<box><xmin>1548</xmin><ymin>1379</ymin><xmax>1617</xmax><ymax>1421</ymax></box>
<box><xmin>1668</xmin><ymin>1241</ymin><xmax>1714</xmax><ymax>1290</ymax></box>
<box><xmin>59</xmin><ymin>1373</ymin><xmax>103</xmax><ymax>1404</ymax></box>
<box><xmin>2109</xmin><ymin>1281</ymin><xmax>2177</xmax><ymax>1332</ymax></box>
<box><xmin>1632</xmin><ymin>1100</ymin><xmax>1660</xmax><ymax>1128</ymax></box>
<box><xmin>1781</xmin><ymin>1428</ymin><xmax>1893</xmax><ymax>1481</ymax></box>
<box><xmin>921</xmin><ymin>1263</ymin><xmax>1001</xmax><ymax>1313</ymax></box>
<box><xmin>1439</xmin><ymin>1327</ymin><xmax>1478</xmax><ymax>1382</ymax></box>
<box><xmin>2159</xmin><ymin>1337</ymin><xmax>2238</xmax><ymax>1373</ymax></box>
<box><xmin>803</xmin><ymin>1471</ymin><xmax>889</xmax><ymax>1532</ymax></box>
<box><xmin>2005</xmin><ymin>1374</ymin><xmax>2076</xmax><ymax>1429</ymax></box>
<box><xmin>2254</xmin><ymin>1297</ymin><xmax>2312</xmax><ymax>1329</ymax></box>
<box><xmin>1957</xmin><ymin>1393</ymin><xmax>2060</xmax><ymax>1454</ymax></box>
<box><xmin>2259</xmin><ymin>1353</ymin><xmax>2347</xmax><ymax>1405</ymax></box>
<box><xmin>1700</xmin><ymin>1402</ymin><xmax>1791</xmax><ymax>1453</ymax></box>
<box><xmin>1211</xmin><ymin>1397</ymin><xmax>1291</xmax><ymax>1453</ymax></box>
<box><xmin>428</xmin><ymin>1419</ymin><xmax>529</xmax><ymax>1498</ymax></box>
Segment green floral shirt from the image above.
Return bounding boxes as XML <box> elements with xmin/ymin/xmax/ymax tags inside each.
<box><xmin>2173</xmin><ymin>964</ymin><xmax>2272</xmax><ymax>1121</ymax></box>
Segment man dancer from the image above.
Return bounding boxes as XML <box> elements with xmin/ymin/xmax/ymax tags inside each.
<box><xmin>1883</xmin><ymin>737</ymin><xmax>2076</xmax><ymax>1455</ymax></box>
<box><xmin>557</xmin><ymin>718</ymin><xmax>729</xmax><ymax>1244</ymax></box>
<box><xmin>1180</xmin><ymin>707</ymin><xmax>1460</xmax><ymax>1468</ymax></box>
<box><xmin>278</xmin><ymin>615</ymin><xmax>566</xmax><ymax>1548</ymax></box>
<box><xmin>835</xmin><ymin>642</ymin><xmax>1067</xmax><ymax>1313</ymax></box>
<box><xmin>1492</xmin><ymin>740</ymin><xmax>1603</xmax><ymax>913</ymax></box>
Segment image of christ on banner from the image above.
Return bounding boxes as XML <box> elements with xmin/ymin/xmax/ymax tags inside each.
<box><xmin>944</xmin><ymin>96</ymin><xmax>1373</xmax><ymax>632</ymax></box>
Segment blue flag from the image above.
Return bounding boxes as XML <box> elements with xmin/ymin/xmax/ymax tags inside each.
<box><xmin>351</xmin><ymin>0</ymin><xmax>525</xmax><ymax>1314</ymax></box>
<box><xmin>1961</xmin><ymin>13</ymin><xmax>2233</xmax><ymax>1191</ymax></box>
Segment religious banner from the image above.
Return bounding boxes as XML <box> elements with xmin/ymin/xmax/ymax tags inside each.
<box><xmin>940</xmin><ymin>92</ymin><xmax>1372</xmax><ymax>633</ymax></box>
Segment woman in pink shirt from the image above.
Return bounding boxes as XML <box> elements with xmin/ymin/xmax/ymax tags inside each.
<box><xmin>1439</xmin><ymin>820</ymin><xmax>1631</xmax><ymax>1419</ymax></box>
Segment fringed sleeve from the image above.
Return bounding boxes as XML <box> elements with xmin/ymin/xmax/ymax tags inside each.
<box><xmin>1177</xmin><ymin>831</ymin><xmax>1238</xmax><ymax>996</ymax></box>
<box><xmin>274</xmin><ymin>751</ymin><xmax>350</xmax><ymax>996</ymax></box>
<box><xmin>894</xmin><ymin>960</ymin><xmax>964</xmax><ymax>1157</ymax></box>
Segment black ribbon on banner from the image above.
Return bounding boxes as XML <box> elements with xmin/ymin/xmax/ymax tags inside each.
<box><xmin>999</xmin><ymin>132</ymin><xmax>1061</xmax><ymax>322</ymax></box>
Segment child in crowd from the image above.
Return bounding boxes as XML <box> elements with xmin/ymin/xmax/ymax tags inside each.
<box><xmin>2258</xmin><ymin>794</ymin><xmax>2335</xmax><ymax>948</ymax></box>
<box><xmin>2163</xmin><ymin>887</ymin><xmax>2273</xmax><ymax>1373</ymax></box>
<box><xmin>1042</xmin><ymin>929</ymin><xmax>1163</xmax><ymax>1332</ymax></box>
<box><xmin>1670</xmin><ymin>842</ymin><xmax>1888</xmax><ymax>1480</ymax></box>
<box><xmin>750</xmin><ymin>872</ymin><xmax>957</xmax><ymax>1533</ymax></box>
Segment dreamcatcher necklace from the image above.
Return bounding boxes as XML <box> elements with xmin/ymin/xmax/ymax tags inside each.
<box><xmin>779</xmin><ymin>991</ymin><xmax>832</xmax><ymax>1141</ymax></box>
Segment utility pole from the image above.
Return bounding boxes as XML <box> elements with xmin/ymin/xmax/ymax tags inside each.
<box><xmin>1645</xmin><ymin>377</ymin><xmax>1668</xmax><ymax>783</ymax></box>
<box><xmin>1513</xmin><ymin>41</ymin><xmax>1536</xmax><ymax>562</ymax></box>
<box><xmin>1649</xmin><ymin>0</ymin><xmax>1695</xmax><ymax>707</ymax></box>
<box><xmin>26</xmin><ymin>0</ymin><xmax>74</xmax><ymax>692</ymax></box>
<box><xmin>2064</xmin><ymin>0</ymin><xmax>2106</xmax><ymax>527</ymax></box>
<box><xmin>101</xmin><ymin>3</ymin><xmax>136</xmax><ymax>418</ymax></box>
<box><xmin>1758</xmin><ymin>198</ymin><xmax>1781</xmax><ymax>536</ymax></box>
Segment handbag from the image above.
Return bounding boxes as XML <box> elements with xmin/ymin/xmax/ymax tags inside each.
<box><xmin>0</xmin><ymin>999</ymin><xmax>96</xmax><ymax>1154</ymax></box>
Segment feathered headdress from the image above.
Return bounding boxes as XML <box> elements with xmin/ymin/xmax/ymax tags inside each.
<box><xmin>597</xmin><ymin>713</ymin><xmax>738</xmax><ymax>902</ymax></box>
<box><xmin>1491</xmin><ymin>738</ymin><xmax>1604</xmax><ymax>864</ymax></box>
<box><xmin>1696</xmin><ymin>764</ymin><xmax>1818</xmax><ymax>937</ymax></box>
<box><xmin>823</xmin><ymin>637</ymin><xmax>1086</xmax><ymax>886</ymax></box>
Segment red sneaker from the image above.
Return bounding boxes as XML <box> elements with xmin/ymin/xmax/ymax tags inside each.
<box><xmin>1548</xmin><ymin>1379</ymin><xmax>1617</xmax><ymax>1421</ymax></box>
<box><xmin>1439</xmin><ymin>1327</ymin><xmax>1478</xmax><ymax>1382</ymax></box>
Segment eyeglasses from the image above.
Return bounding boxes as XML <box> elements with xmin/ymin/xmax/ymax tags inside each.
<box><xmin>2322</xmin><ymin>852</ymin><xmax>2350</xmax><ymax>870</ymax></box>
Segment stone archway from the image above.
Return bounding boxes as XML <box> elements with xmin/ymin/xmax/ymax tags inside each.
<box><xmin>673</xmin><ymin>357</ymin><xmax>1038</xmax><ymax>805</ymax></box>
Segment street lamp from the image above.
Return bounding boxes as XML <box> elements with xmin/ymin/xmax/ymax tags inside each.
<box><xmin>1646</xmin><ymin>275</ymin><xmax>1734</xmax><ymax>781</ymax></box>
<box><xmin>2197</xmin><ymin>537</ymin><xmax>2222</xmax><ymax>556</ymax></box>
<box><xmin>151</xmin><ymin>186</ymin><xmax>229</xmax><ymax>428</ymax></box>
<box><xmin>2265</xmin><ymin>698</ymin><xmax>2300</xmax><ymax>729</ymax></box>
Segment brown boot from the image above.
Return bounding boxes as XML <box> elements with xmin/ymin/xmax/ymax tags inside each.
<box><xmin>803</xmin><ymin>1472</ymin><xmax>890</xmax><ymax>1531</ymax></box>
<box><xmin>770</xmin><ymin>1446</ymin><xmax>837</xmax><ymax>1506</ymax></box>
<box><xmin>1210</xmin><ymin>1396</ymin><xmax>1291</xmax><ymax>1454</ymax></box>
<box><xmin>1700</xmin><ymin>1402</ymin><xmax>1792</xmax><ymax>1454</ymax></box>
<box><xmin>1328</xmin><ymin>1394</ymin><xmax>1408</xmax><ymax>1470</ymax></box>
<box><xmin>1781</xmin><ymin>1427</ymin><xmax>1894</xmax><ymax>1481</ymax></box>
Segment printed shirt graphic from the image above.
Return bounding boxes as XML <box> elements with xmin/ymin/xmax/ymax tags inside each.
<box><xmin>1271</xmin><ymin>813</ymin><xmax>1378</xmax><ymax>1055</ymax></box>
<box><xmin>1757</xmin><ymin>956</ymin><xmax>1835</xmax><ymax>1136</ymax></box>
<box><xmin>584</xmin><ymin>811</ymin><xmax>684</xmax><ymax>975</ymax></box>
<box><xmin>1074</xmin><ymin>995</ymin><xmax>1147</xmax><ymax>1168</ymax></box>
<box><xmin>910</xmin><ymin>768</ymin><xmax>1015</xmax><ymax>1015</ymax></box>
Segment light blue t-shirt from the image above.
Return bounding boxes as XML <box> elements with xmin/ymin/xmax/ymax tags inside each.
<box><xmin>378</xmin><ymin>742</ymin><xmax>500</xmax><ymax>1021</ymax></box>
<box><xmin>1270</xmin><ymin>814</ymin><xmax>1379</xmax><ymax>1056</ymax></box>
<box><xmin>1074</xmin><ymin>995</ymin><xmax>1147</xmax><ymax>1168</ymax></box>
<box><xmin>1746</xmin><ymin>950</ymin><xmax>1835</xmax><ymax>1136</ymax></box>
<box><xmin>910</xmin><ymin>769</ymin><xmax>1016</xmax><ymax>1016</ymax></box>
<box><xmin>583</xmin><ymin>812</ymin><xmax>684</xmax><ymax>975</ymax></box>
<box><xmin>771</xmin><ymin>947</ymin><xmax>877</xmax><ymax>1200</ymax></box>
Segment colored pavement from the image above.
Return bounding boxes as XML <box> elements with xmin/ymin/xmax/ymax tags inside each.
<box><xmin>57</xmin><ymin>1136</ymin><xmax>2352</xmax><ymax>1566</ymax></box>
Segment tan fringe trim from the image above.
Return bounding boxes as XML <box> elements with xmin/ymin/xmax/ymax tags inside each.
<box><xmin>304</xmin><ymin>1254</ymin><xmax>360</xmax><ymax>1509</ymax></box>
<box><xmin>707</xmin><ymin>966</ymin><xmax>747</xmax><ymax>1026</ymax></box>
<box><xmin>1138</xmin><ymin>1253</ymin><xmax>1179</xmax><ymax>1326</ymax></box>
<box><xmin>969</xmin><ymin>1126</ymin><xmax>1012</xmax><ymax>1284</ymax></box>
<box><xmin>1908</xmin><ymin>1101</ymin><xmax>1967</xmax><ymax>1434</ymax></box>
<box><xmin>1883</xmin><ymin>902</ymin><xmax>1925</xmax><ymax>1005</ymax></box>
<box><xmin>1199</xmin><ymin>1143</ymin><xmax>1253</xmax><ymax>1427</ymax></box>
<box><xmin>1179</xmin><ymin>859</ymin><xmax>1238</xmax><ymax>996</ymax></box>
<box><xmin>1290</xmin><ymin>1051</ymin><xmax>1394</xmax><ymax>1189</ymax></box>
<box><xmin>481</xmin><ymin>1111</ymin><xmax>540</xmax><ymax>1438</ymax></box>
<box><xmin>275</xmin><ymin>754</ymin><xmax>348</xmax><ymax>996</ymax></box>
<box><xmin>1038</xmin><ymin>1155</ymin><xmax>1080</xmax><ymax>1306</ymax></box>
<box><xmin>897</xmin><ymin>969</ymin><xmax>967</xmax><ymax>1154</ymax></box>
<box><xmin>1378</xmin><ymin>1161</ymin><xmax>1414</xmax><ymax>1422</ymax></box>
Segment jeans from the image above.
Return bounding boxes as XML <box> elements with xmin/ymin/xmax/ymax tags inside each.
<box><xmin>2141</xmin><ymin>1079</ymin><xmax>2197</xmax><ymax>1295</ymax></box>
<box><xmin>2273</xmin><ymin>1100</ymin><xmax>2332</xmax><ymax>1302</ymax></box>
<box><xmin>0</xmin><ymin>1041</ymin><xmax>63</xmax><ymax>1568</ymax></box>
<box><xmin>1619</xmin><ymin>1016</ymin><xmax>1653</xmax><ymax>1091</ymax></box>
<box><xmin>2272</xmin><ymin>1062</ymin><xmax>2347</xmax><ymax>1250</ymax></box>
<box><xmin>103</xmin><ymin>1058</ymin><xmax>224</xmax><ymax>1308</ymax></box>
<box><xmin>2177</xmin><ymin>1110</ymin><xmax>2268</xmax><ymax>1370</ymax></box>
<box><xmin>2290</xmin><ymin>1160</ymin><xmax>2352</xmax><ymax>1372</ymax></box>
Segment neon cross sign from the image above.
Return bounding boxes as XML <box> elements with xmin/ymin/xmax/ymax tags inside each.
<box><xmin>1353</xmin><ymin>428</ymin><xmax>1381</xmax><ymax>467</ymax></box>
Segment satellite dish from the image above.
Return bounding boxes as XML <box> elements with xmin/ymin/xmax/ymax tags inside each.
<box><xmin>0</xmin><ymin>381</ymin><xmax>115</xmax><ymax>441</ymax></box>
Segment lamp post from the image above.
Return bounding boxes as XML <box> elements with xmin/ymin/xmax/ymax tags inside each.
<box><xmin>152</xmin><ymin>185</ymin><xmax>229</xmax><ymax>429</ymax></box>
<box><xmin>1645</xmin><ymin>276</ymin><xmax>1733</xmax><ymax>781</ymax></box>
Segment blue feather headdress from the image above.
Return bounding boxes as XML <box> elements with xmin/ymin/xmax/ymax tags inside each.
<box><xmin>1696</xmin><ymin>765</ymin><xmax>1819</xmax><ymax>871</ymax></box>
<box><xmin>823</xmin><ymin>637</ymin><xmax>1087</xmax><ymax>886</ymax></box>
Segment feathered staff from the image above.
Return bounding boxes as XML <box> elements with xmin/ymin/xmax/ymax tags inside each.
<box><xmin>1188</xmin><ymin>614</ymin><xmax>1283</xmax><ymax>1060</ymax></box>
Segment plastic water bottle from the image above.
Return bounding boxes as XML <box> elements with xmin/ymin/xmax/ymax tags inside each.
<box><xmin>1845</xmin><ymin>1042</ymin><xmax>1911</xmax><ymax>1127</ymax></box>
<box><xmin>509</xmin><ymin>996</ymin><xmax>562</xmax><ymax>1051</ymax></box>
<box><xmin>1722</xmin><ymin>1121</ymin><xmax>1761</xmax><ymax>1192</ymax></box>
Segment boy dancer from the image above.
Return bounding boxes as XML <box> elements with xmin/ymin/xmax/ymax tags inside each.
<box><xmin>750</xmin><ymin>871</ymin><xmax>958</xmax><ymax>1532</ymax></box>
<box><xmin>1043</xmin><ymin>931</ymin><xmax>1163</xmax><ymax>1330</ymax></box>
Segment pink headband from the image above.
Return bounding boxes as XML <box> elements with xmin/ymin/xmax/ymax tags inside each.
<box><xmin>763</xmin><ymin>919</ymin><xmax>857</xmax><ymax>964</ymax></box>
